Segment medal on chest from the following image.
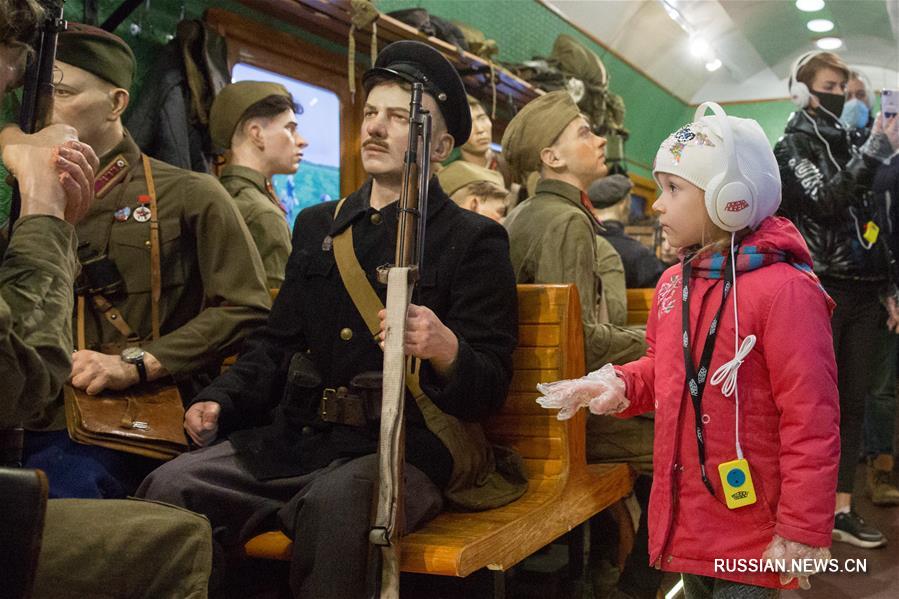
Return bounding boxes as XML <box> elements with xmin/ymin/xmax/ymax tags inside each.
<box><xmin>114</xmin><ymin>206</ymin><xmax>132</xmax><ymax>222</ymax></box>
<box><xmin>133</xmin><ymin>205</ymin><xmax>152</xmax><ymax>223</ymax></box>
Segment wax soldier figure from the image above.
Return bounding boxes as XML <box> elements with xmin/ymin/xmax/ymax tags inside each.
<box><xmin>588</xmin><ymin>173</ymin><xmax>667</xmax><ymax>288</ymax></box>
<box><xmin>209</xmin><ymin>81</ymin><xmax>309</xmax><ymax>287</ymax></box>
<box><xmin>19</xmin><ymin>23</ymin><xmax>272</xmax><ymax>499</ymax></box>
<box><xmin>503</xmin><ymin>90</ymin><xmax>646</xmax><ymax>369</ymax></box>
<box><xmin>137</xmin><ymin>40</ymin><xmax>524</xmax><ymax>598</ymax></box>
<box><xmin>0</xmin><ymin>3</ymin><xmax>212</xmax><ymax>596</ymax></box>
<box><xmin>437</xmin><ymin>159</ymin><xmax>509</xmax><ymax>222</ymax></box>
<box><xmin>460</xmin><ymin>95</ymin><xmax>497</xmax><ymax>169</ymax></box>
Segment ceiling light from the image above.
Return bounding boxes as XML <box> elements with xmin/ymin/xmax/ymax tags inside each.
<box><xmin>796</xmin><ymin>0</ymin><xmax>825</xmax><ymax>12</ymax></box>
<box><xmin>816</xmin><ymin>37</ymin><xmax>843</xmax><ymax>50</ymax></box>
<box><xmin>690</xmin><ymin>37</ymin><xmax>710</xmax><ymax>57</ymax></box>
<box><xmin>705</xmin><ymin>58</ymin><xmax>722</xmax><ymax>72</ymax></box>
<box><xmin>807</xmin><ymin>19</ymin><xmax>834</xmax><ymax>32</ymax></box>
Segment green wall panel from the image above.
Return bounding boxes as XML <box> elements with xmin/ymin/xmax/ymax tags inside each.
<box><xmin>378</xmin><ymin>0</ymin><xmax>688</xmax><ymax>179</ymax></box>
<box><xmin>708</xmin><ymin>100</ymin><xmax>796</xmax><ymax>147</ymax></box>
<box><xmin>1</xmin><ymin>0</ymin><xmax>816</xmax><ymax>222</ymax></box>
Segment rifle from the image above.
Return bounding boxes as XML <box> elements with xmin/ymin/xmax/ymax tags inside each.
<box><xmin>369</xmin><ymin>82</ymin><xmax>432</xmax><ymax>598</ymax></box>
<box><xmin>7</xmin><ymin>0</ymin><xmax>65</xmax><ymax>231</ymax></box>
<box><xmin>0</xmin><ymin>1</ymin><xmax>66</xmax><ymax>469</ymax></box>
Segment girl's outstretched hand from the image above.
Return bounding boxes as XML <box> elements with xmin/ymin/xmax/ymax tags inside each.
<box><xmin>761</xmin><ymin>534</ymin><xmax>830</xmax><ymax>590</ymax></box>
<box><xmin>536</xmin><ymin>363</ymin><xmax>628</xmax><ymax>420</ymax></box>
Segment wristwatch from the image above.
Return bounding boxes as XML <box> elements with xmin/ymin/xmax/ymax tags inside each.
<box><xmin>121</xmin><ymin>347</ymin><xmax>147</xmax><ymax>384</ymax></box>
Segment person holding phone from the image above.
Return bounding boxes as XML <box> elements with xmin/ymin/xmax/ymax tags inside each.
<box><xmin>775</xmin><ymin>50</ymin><xmax>899</xmax><ymax>549</ymax></box>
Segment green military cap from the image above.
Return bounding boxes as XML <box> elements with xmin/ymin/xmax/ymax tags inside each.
<box><xmin>501</xmin><ymin>90</ymin><xmax>581</xmax><ymax>182</ymax></box>
<box><xmin>56</xmin><ymin>22</ymin><xmax>136</xmax><ymax>90</ymax></box>
<box><xmin>209</xmin><ymin>81</ymin><xmax>293</xmax><ymax>150</ymax></box>
<box><xmin>438</xmin><ymin>160</ymin><xmax>506</xmax><ymax>196</ymax></box>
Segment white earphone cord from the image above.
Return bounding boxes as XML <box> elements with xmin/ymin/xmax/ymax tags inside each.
<box><xmin>709</xmin><ymin>232</ymin><xmax>756</xmax><ymax>460</ymax></box>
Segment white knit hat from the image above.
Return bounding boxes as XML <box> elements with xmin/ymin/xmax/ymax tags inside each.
<box><xmin>653</xmin><ymin>114</ymin><xmax>781</xmax><ymax>230</ymax></box>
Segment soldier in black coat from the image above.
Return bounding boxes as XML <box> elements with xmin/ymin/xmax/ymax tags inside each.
<box><xmin>137</xmin><ymin>41</ymin><xmax>520</xmax><ymax>598</ymax></box>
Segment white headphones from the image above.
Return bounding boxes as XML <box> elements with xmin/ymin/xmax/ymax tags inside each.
<box><xmin>788</xmin><ymin>51</ymin><xmax>821</xmax><ymax>109</ymax></box>
<box><xmin>693</xmin><ymin>102</ymin><xmax>758</xmax><ymax>232</ymax></box>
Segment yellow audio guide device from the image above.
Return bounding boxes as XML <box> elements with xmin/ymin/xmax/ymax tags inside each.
<box><xmin>718</xmin><ymin>458</ymin><xmax>757</xmax><ymax>509</ymax></box>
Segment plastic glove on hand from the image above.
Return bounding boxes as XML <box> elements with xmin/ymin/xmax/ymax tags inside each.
<box><xmin>761</xmin><ymin>534</ymin><xmax>830</xmax><ymax>590</ymax></box>
<box><xmin>536</xmin><ymin>363</ymin><xmax>628</xmax><ymax>420</ymax></box>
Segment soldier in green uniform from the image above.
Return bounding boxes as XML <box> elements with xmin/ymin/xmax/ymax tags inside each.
<box><xmin>20</xmin><ymin>23</ymin><xmax>272</xmax><ymax>499</ymax></box>
<box><xmin>209</xmin><ymin>81</ymin><xmax>308</xmax><ymax>288</ymax></box>
<box><xmin>502</xmin><ymin>91</ymin><xmax>659</xmax><ymax>599</ymax></box>
<box><xmin>1</xmin><ymin>4</ymin><xmax>211</xmax><ymax>596</ymax></box>
<box><xmin>502</xmin><ymin>90</ymin><xmax>646</xmax><ymax>369</ymax></box>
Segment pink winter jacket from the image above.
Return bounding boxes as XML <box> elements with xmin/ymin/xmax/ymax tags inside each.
<box><xmin>616</xmin><ymin>216</ymin><xmax>840</xmax><ymax>588</ymax></box>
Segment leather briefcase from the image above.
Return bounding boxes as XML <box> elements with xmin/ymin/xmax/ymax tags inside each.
<box><xmin>64</xmin><ymin>383</ymin><xmax>188</xmax><ymax>461</ymax></box>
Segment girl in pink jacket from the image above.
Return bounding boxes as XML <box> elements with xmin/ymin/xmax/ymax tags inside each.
<box><xmin>539</xmin><ymin>103</ymin><xmax>840</xmax><ymax>597</ymax></box>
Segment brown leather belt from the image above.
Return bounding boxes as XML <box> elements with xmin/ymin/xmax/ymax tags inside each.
<box><xmin>319</xmin><ymin>386</ymin><xmax>381</xmax><ymax>427</ymax></box>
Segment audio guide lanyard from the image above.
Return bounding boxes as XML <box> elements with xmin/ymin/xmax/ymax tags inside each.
<box><xmin>681</xmin><ymin>252</ymin><xmax>735</xmax><ymax>497</ymax></box>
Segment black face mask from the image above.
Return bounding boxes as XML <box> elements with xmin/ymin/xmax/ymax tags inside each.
<box><xmin>815</xmin><ymin>91</ymin><xmax>846</xmax><ymax>120</ymax></box>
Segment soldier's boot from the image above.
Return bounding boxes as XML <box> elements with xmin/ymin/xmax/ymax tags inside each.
<box><xmin>867</xmin><ymin>454</ymin><xmax>899</xmax><ymax>507</ymax></box>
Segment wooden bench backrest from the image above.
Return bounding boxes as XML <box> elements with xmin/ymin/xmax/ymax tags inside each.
<box><xmin>486</xmin><ymin>284</ymin><xmax>586</xmax><ymax>484</ymax></box>
<box><xmin>243</xmin><ymin>283</ymin><xmax>633</xmax><ymax>578</ymax></box>
<box><xmin>626</xmin><ymin>288</ymin><xmax>654</xmax><ymax>326</ymax></box>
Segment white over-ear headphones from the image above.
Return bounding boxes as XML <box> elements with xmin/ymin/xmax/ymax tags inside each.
<box><xmin>694</xmin><ymin>102</ymin><xmax>758</xmax><ymax>232</ymax></box>
<box><xmin>788</xmin><ymin>51</ymin><xmax>820</xmax><ymax>109</ymax></box>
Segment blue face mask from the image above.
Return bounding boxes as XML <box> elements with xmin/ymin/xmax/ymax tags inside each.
<box><xmin>840</xmin><ymin>98</ymin><xmax>870</xmax><ymax>130</ymax></box>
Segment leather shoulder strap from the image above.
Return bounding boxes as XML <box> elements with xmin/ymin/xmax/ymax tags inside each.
<box><xmin>142</xmin><ymin>155</ymin><xmax>162</xmax><ymax>340</ymax></box>
<box><xmin>331</xmin><ymin>200</ymin><xmax>427</xmax><ymax>398</ymax></box>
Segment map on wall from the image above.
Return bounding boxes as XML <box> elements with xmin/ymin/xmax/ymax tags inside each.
<box><xmin>232</xmin><ymin>63</ymin><xmax>341</xmax><ymax>230</ymax></box>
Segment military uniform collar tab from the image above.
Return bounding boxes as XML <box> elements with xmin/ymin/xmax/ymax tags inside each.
<box><xmin>94</xmin><ymin>153</ymin><xmax>130</xmax><ymax>199</ymax></box>
<box><xmin>95</xmin><ymin>132</ymin><xmax>141</xmax><ymax>199</ymax></box>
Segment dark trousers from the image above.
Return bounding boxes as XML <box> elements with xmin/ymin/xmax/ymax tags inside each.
<box><xmin>136</xmin><ymin>441</ymin><xmax>443</xmax><ymax>599</ymax></box>
<box><xmin>864</xmin><ymin>329</ymin><xmax>897</xmax><ymax>456</ymax></box>
<box><xmin>826</xmin><ymin>283</ymin><xmax>887</xmax><ymax>493</ymax></box>
<box><xmin>617</xmin><ymin>475</ymin><xmax>663</xmax><ymax>598</ymax></box>
<box><xmin>23</xmin><ymin>430</ymin><xmax>160</xmax><ymax>498</ymax></box>
<box><xmin>682</xmin><ymin>574</ymin><xmax>780</xmax><ymax>599</ymax></box>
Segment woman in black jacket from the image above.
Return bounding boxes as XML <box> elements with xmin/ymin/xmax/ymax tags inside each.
<box><xmin>775</xmin><ymin>50</ymin><xmax>898</xmax><ymax>550</ymax></box>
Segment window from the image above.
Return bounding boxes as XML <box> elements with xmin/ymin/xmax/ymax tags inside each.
<box><xmin>232</xmin><ymin>63</ymin><xmax>341</xmax><ymax>229</ymax></box>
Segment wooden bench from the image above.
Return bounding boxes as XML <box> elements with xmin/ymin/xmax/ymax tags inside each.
<box><xmin>243</xmin><ymin>284</ymin><xmax>633</xmax><ymax>593</ymax></box>
<box><xmin>626</xmin><ymin>288</ymin><xmax>655</xmax><ymax>326</ymax></box>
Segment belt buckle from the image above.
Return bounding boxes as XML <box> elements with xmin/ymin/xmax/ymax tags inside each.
<box><xmin>320</xmin><ymin>387</ymin><xmax>351</xmax><ymax>424</ymax></box>
<box><xmin>320</xmin><ymin>388</ymin><xmax>337</xmax><ymax>423</ymax></box>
